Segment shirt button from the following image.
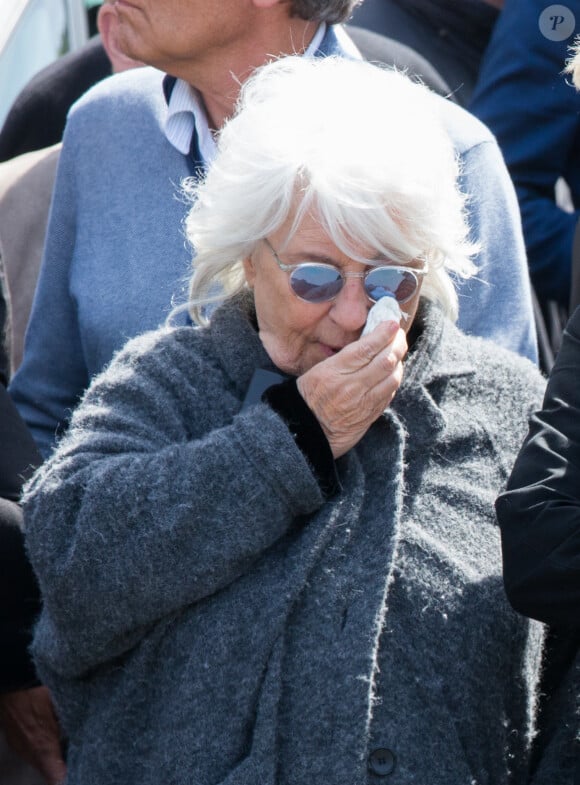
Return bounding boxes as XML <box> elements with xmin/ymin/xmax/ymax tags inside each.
<box><xmin>368</xmin><ymin>747</ymin><xmax>396</xmax><ymax>776</ymax></box>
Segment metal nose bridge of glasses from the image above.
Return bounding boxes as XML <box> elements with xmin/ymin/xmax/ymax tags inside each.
<box><xmin>262</xmin><ymin>237</ymin><xmax>428</xmax><ymax>304</ymax></box>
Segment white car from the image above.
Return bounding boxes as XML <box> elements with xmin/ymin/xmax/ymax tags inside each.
<box><xmin>0</xmin><ymin>0</ymin><xmax>91</xmax><ymax>127</ymax></box>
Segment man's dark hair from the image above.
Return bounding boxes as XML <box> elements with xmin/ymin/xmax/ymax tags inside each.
<box><xmin>289</xmin><ymin>0</ymin><xmax>363</xmax><ymax>24</ymax></box>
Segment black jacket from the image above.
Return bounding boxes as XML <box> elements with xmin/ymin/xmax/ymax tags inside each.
<box><xmin>496</xmin><ymin>306</ymin><xmax>580</xmax><ymax>627</ymax></box>
<box><xmin>0</xmin><ymin>35</ymin><xmax>111</xmax><ymax>162</ymax></box>
<box><xmin>0</xmin><ymin>270</ymin><xmax>43</xmax><ymax>691</ymax></box>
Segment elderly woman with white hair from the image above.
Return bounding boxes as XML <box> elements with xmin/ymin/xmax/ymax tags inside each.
<box><xmin>22</xmin><ymin>56</ymin><xmax>562</xmax><ymax>785</ymax></box>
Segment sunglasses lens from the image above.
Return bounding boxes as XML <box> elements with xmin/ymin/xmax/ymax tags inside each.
<box><xmin>365</xmin><ymin>268</ymin><xmax>419</xmax><ymax>304</ymax></box>
<box><xmin>290</xmin><ymin>265</ymin><xmax>343</xmax><ymax>303</ymax></box>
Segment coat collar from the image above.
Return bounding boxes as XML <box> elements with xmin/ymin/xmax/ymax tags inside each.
<box><xmin>316</xmin><ymin>23</ymin><xmax>356</xmax><ymax>58</ymax></box>
<box><xmin>389</xmin><ymin>300</ymin><xmax>477</xmax><ymax>440</ymax></box>
<box><xmin>402</xmin><ymin>299</ymin><xmax>477</xmax><ymax>386</ymax></box>
<box><xmin>206</xmin><ymin>290</ymin><xmax>273</xmax><ymax>399</ymax></box>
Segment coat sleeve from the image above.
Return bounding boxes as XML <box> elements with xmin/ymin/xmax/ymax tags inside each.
<box><xmin>469</xmin><ymin>0</ymin><xmax>580</xmax><ymax>306</ymax></box>
<box><xmin>496</xmin><ymin>307</ymin><xmax>580</xmax><ymax>627</ymax></box>
<box><xmin>23</xmin><ymin>334</ymin><xmax>326</xmax><ymax>678</ymax></box>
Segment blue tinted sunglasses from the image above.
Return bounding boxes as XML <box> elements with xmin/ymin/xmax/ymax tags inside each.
<box><xmin>264</xmin><ymin>238</ymin><xmax>427</xmax><ymax>305</ymax></box>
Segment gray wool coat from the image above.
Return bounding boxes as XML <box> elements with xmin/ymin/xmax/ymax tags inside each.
<box><xmin>23</xmin><ymin>294</ymin><xmax>567</xmax><ymax>785</ymax></box>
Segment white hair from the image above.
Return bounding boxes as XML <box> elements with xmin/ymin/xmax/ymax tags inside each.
<box><xmin>565</xmin><ymin>38</ymin><xmax>580</xmax><ymax>89</ymax></box>
<box><xmin>183</xmin><ymin>55</ymin><xmax>478</xmax><ymax>325</ymax></box>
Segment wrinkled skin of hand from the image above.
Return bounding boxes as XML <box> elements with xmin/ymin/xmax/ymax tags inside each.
<box><xmin>297</xmin><ymin>320</ymin><xmax>407</xmax><ymax>458</ymax></box>
<box><xmin>0</xmin><ymin>685</ymin><xmax>67</xmax><ymax>785</ymax></box>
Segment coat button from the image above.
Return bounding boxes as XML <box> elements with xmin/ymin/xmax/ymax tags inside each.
<box><xmin>368</xmin><ymin>747</ymin><xmax>396</xmax><ymax>776</ymax></box>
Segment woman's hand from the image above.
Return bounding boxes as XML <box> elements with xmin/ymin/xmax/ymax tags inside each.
<box><xmin>297</xmin><ymin>321</ymin><xmax>407</xmax><ymax>458</ymax></box>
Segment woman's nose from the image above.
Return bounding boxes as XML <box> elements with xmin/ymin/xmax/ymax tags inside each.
<box><xmin>330</xmin><ymin>275</ymin><xmax>370</xmax><ymax>332</ymax></box>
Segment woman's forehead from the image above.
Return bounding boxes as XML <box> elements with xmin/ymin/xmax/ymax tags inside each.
<box><xmin>271</xmin><ymin>210</ymin><xmax>415</xmax><ymax>269</ymax></box>
<box><xmin>273</xmin><ymin>209</ymin><xmax>368</xmax><ymax>255</ymax></box>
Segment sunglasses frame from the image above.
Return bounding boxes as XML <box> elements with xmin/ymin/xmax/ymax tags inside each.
<box><xmin>263</xmin><ymin>237</ymin><xmax>428</xmax><ymax>305</ymax></box>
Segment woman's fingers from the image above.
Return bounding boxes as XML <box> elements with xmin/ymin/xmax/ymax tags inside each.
<box><xmin>297</xmin><ymin>324</ymin><xmax>407</xmax><ymax>458</ymax></box>
<box><xmin>330</xmin><ymin>320</ymin><xmax>400</xmax><ymax>373</ymax></box>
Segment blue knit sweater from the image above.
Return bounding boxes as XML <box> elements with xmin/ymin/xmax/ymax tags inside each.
<box><xmin>23</xmin><ymin>296</ymin><xmax>572</xmax><ymax>785</ymax></box>
<box><xmin>9</xmin><ymin>26</ymin><xmax>537</xmax><ymax>458</ymax></box>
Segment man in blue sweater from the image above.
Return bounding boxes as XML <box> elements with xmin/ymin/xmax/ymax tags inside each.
<box><xmin>9</xmin><ymin>0</ymin><xmax>537</xmax><ymax>459</ymax></box>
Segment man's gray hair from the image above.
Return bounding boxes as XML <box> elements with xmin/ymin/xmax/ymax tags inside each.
<box><xmin>289</xmin><ymin>0</ymin><xmax>363</xmax><ymax>24</ymax></box>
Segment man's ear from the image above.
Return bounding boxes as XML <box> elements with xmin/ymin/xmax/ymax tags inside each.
<box><xmin>97</xmin><ymin>3</ymin><xmax>143</xmax><ymax>74</ymax></box>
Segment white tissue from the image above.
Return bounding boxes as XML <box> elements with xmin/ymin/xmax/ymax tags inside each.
<box><xmin>362</xmin><ymin>295</ymin><xmax>402</xmax><ymax>337</ymax></box>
